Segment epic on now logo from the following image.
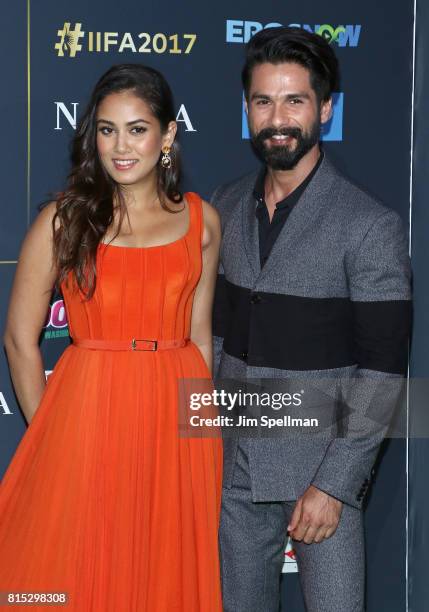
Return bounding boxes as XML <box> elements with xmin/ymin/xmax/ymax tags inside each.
<box><xmin>227</xmin><ymin>20</ymin><xmax>361</xmax><ymax>48</ymax></box>
<box><xmin>242</xmin><ymin>93</ymin><xmax>344</xmax><ymax>142</ymax></box>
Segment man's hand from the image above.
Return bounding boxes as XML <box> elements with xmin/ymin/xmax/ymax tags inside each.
<box><xmin>288</xmin><ymin>485</ymin><xmax>343</xmax><ymax>544</ymax></box>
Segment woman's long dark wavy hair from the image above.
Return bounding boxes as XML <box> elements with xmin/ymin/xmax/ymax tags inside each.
<box><xmin>51</xmin><ymin>63</ymin><xmax>183</xmax><ymax>300</ymax></box>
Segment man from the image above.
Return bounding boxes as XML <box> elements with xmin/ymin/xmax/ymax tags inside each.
<box><xmin>211</xmin><ymin>27</ymin><xmax>412</xmax><ymax>612</ymax></box>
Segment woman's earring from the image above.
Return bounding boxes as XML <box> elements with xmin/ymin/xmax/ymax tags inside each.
<box><xmin>161</xmin><ymin>146</ymin><xmax>172</xmax><ymax>169</ymax></box>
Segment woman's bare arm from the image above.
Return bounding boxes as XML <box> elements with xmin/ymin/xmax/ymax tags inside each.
<box><xmin>3</xmin><ymin>202</ymin><xmax>59</xmax><ymax>424</ymax></box>
<box><xmin>190</xmin><ymin>199</ymin><xmax>221</xmax><ymax>374</ymax></box>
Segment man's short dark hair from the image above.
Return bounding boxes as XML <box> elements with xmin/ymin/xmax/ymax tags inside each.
<box><xmin>242</xmin><ymin>26</ymin><xmax>340</xmax><ymax>103</ymax></box>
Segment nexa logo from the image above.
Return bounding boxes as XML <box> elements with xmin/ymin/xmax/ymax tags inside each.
<box><xmin>227</xmin><ymin>20</ymin><xmax>361</xmax><ymax>47</ymax></box>
<box><xmin>54</xmin><ymin>102</ymin><xmax>197</xmax><ymax>132</ymax></box>
<box><xmin>242</xmin><ymin>93</ymin><xmax>344</xmax><ymax>142</ymax></box>
<box><xmin>0</xmin><ymin>392</ymin><xmax>13</xmax><ymax>415</ymax></box>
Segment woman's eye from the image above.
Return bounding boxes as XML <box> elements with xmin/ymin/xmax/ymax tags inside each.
<box><xmin>98</xmin><ymin>125</ymin><xmax>147</xmax><ymax>135</ymax></box>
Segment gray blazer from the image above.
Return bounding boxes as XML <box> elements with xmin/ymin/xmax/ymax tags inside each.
<box><xmin>211</xmin><ymin>155</ymin><xmax>412</xmax><ymax>509</ymax></box>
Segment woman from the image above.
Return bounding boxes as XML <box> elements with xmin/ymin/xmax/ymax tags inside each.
<box><xmin>0</xmin><ymin>64</ymin><xmax>223</xmax><ymax>611</ymax></box>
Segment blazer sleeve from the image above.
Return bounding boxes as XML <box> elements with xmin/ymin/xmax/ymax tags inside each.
<box><xmin>311</xmin><ymin>209</ymin><xmax>412</xmax><ymax>508</ymax></box>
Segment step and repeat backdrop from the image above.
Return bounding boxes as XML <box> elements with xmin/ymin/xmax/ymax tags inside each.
<box><xmin>409</xmin><ymin>1</ymin><xmax>429</xmax><ymax>610</ymax></box>
<box><xmin>0</xmin><ymin>1</ymin><xmax>416</xmax><ymax>610</ymax></box>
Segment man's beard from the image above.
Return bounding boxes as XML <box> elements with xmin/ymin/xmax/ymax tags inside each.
<box><xmin>250</xmin><ymin>119</ymin><xmax>321</xmax><ymax>171</ymax></box>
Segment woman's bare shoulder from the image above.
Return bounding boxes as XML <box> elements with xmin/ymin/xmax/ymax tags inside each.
<box><xmin>201</xmin><ymin>199</ymin><xmax>221</xmax><ymax>249</ymax></box>
<box><xmin>201</xmin><ymin>199</ymin><xmax>220</xmax><ymax>229</ymax></box>
<box><xmin>21</xmin><ymin>201</ymin><xmax>62</xmax><ymax>255</ymax></box>
<box><xmin>33</xmin><ymin>201</ymin><xmax>60</xmax><ymax>233</ymax></box>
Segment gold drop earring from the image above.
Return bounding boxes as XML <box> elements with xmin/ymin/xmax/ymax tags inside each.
<box><xmin>161</xmin><ymin>146</ymin><xmax>172</xmax><ymax>169</ymax></box>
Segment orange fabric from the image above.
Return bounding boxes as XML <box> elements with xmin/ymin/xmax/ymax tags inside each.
<box><xmin>0</xmin><ymin>192</ymin><xmax>223</xmax><ymax>611</ymax></box>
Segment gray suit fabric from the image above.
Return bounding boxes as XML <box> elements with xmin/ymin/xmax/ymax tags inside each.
<box><xmin>212</xmin><ymin>156</ymin><xmax>411</xmax><ymax>508</ymax></box>
<box><xmin>212</xmin><ymin>155</ymin><xmax>411</xmax><ymax>611</ymax></box>
<box><xmin>220</xmin><ymin>438</ymin><xmax>364</xmax><ymax>612</ymax></box>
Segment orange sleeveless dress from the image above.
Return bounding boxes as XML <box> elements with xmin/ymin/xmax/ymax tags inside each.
<box><xmin>0</xmin><ymin>192</ymin><xmax>223</xmax><ymax>611</ymax></box>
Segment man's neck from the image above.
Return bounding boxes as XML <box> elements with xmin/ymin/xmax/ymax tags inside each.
<box><xmin>264</xmin><ymin>145</ymin><xmax>321</xmax><ymax>208</ymax></box>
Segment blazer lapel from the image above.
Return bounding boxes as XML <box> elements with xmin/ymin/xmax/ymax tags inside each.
<box><xmin>256</xmin><ymin>156</ymin><xmax>338</xmax><ymax>283</ymax></box>
<box><xmin>241</xmin><ymin>177</ymin><xmax>261</xmax><ymax>278</ymax></box>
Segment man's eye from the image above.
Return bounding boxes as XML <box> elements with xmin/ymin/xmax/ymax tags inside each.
<box><xmin>256</xmin><ymin>99</ymin><xmax>270</xmax><ymax>105</ymax></box>
<box><xmin>290</xmin><ymin>98</ymin><xmax>302</xmax><ymax>104</ymax></box>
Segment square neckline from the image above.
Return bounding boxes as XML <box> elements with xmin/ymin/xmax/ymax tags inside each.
<box><xmin>99</xmin><ymin>193</ymin><xmax>193</xmax><ymax>251</ymax></box>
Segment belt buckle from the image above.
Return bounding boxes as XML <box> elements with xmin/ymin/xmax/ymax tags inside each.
<box><xmin>131</xmin><ymin>338</ymin><xmax>158</xmax><ymax>351</ymax></box>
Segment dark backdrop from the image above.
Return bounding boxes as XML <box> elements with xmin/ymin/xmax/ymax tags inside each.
<box><xmin>0</xmin><ymin>2</ymin><xmax>416</xmax><ymax>609</ymax></box>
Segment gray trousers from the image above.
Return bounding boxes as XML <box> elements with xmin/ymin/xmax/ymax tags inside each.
<box><xmin>219</xmin><ymin>438</ymin><xmax>365</xmax><ymax>612</ymax></box>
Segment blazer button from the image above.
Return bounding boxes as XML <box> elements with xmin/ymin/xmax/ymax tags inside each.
<box><xmin>241</xmin><ymin>351</ymin><xmax>248</xmax><ymax>362</ymax></box>
<box><xmin>250</xmin><ymin>293</ymin><xmax>262</xmax><ymax>304</ymax></box>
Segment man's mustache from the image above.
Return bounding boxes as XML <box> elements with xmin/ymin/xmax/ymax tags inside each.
<box><xmin>256</xmin><ymin>126</ymin><xmax>302</xmax><ymax>141</ymax></box>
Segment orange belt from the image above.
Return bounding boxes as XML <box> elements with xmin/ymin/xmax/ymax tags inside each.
<box><xmin>72</xmin><ymin>338</ymin><xmax>189</xmax><ymax>352</ymax></box>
